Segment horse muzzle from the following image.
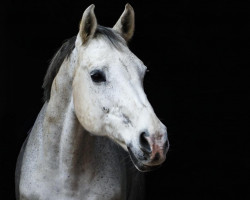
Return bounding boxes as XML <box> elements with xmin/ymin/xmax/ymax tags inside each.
<box><xmin>127</xmin><ymin>131</ymin><xmax>169</xmax><ymax>172</ymax></box>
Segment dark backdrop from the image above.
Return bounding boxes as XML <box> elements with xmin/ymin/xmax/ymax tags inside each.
<box><xmin>1</xmin><ymin>0</ymin><xmax>249</xmax><ymax>199</ymax></box>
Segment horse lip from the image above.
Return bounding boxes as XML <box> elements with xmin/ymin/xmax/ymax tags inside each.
<box><xmin>127</xmin><ymin>146</ymin><xmax>161</xmax><ymax>172</ymax></box>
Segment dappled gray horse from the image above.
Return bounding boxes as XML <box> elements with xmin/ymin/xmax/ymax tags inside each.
<box><xmin>15</xmin><ymin>4</ymin><xmax>169</xmax><ymax>200</ymax></box>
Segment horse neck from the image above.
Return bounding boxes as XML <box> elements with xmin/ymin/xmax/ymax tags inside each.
<box><xmin>42</xmin><ymin>49</ymin><xmax>95</xmax><ymax>174</ymax></box>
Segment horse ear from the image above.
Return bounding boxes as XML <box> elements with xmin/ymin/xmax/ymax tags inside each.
<box><xmin>113</xmin><ymin>3</ymin><xmax>135</xmax><ymax>42</ymax></box>
<box><xmin>78</xmin><ymin>4</ymin><xmax>97</xmax><ymax>44</ymax></box>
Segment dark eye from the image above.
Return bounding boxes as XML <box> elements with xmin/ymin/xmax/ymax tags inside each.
<box><xmin>90</xmin><ymin>70</ymin><xmax>106</xmax><ymax>83</ymax></box>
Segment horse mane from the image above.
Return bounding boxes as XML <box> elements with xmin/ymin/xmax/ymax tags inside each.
<box><xmin>42</xmin><ymin>25</ymin><xmax>125</xmax><ymax>102</ymax></box>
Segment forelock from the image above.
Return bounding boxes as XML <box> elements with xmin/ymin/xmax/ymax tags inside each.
<box><xmin>94</xmin><ymin>25</ymin><xmax>127</xmax><ymax>50</ymax></box>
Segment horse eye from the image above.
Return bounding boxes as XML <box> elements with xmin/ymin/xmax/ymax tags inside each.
<box><xmin>90</xmin><ymin>70</ymin><xmax>106</xmax><ymax>83</ymax></box>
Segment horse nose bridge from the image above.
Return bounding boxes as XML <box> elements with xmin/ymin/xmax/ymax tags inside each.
<box><xmin>125</xmin><ymin>79</ymin><xmax>150</xmax><ymax>109</ymax></box>
<box><xmin>120</xmin><ymin>90</ymin><xmax>152</xmax><ymax>123</ymax></box>
<box><xmin>118</xmin><ymin>81</ymin><xmax>145</xmax><ymax>108</ymax></box>
<box><xmin>118</xmin><ymin>81</ymin><xmax>162</xmax><ymax>128</ymax></box>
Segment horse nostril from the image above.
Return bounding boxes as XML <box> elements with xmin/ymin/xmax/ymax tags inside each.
<box><xmin>139</xmin><ymin>132</ymin><xmax>152</xmax><ymax>154</ymax></box>
<box><xmin>152</xmin><ymin>152</ymin><xmax>161</xmax><ymax>162</ymax></box>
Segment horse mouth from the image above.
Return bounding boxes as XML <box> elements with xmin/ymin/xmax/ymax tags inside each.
<box><xmin>127</xmin><ymin>147</ymin><xmax>161</xmax><ymax>172</ymax></box>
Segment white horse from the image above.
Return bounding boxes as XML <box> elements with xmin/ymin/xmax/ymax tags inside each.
<box><xmin>15</xmin><ymin>4</ymin><xmax>169</xmax><ymax>200</ymax></box>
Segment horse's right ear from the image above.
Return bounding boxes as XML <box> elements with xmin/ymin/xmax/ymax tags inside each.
<box><xmin>77</xmin><ymin>4</ymin><xmax>97</xmax><ymax>45</ymax></box>
<box><xmin>113</xmin><ymin>4</ymin><xmax>135</xmax><ymax>42</ymax></box>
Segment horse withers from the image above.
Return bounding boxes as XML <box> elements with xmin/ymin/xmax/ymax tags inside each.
<box><xmin>16</xmin><ymin>4</ymin><xmax>169</xmax><ymax>200</ymax></box>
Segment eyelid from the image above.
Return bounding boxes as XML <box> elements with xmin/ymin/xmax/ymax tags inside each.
<box><xmin>90</xmin><ymin>69</ymin><xmax>100</xmax><ymax>75</ymax></box>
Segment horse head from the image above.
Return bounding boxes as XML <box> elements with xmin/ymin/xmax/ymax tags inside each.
<box><xmin>73</xmin><ymin>4</ymin><xmax>169</xmax><ymax>172</ymax></box>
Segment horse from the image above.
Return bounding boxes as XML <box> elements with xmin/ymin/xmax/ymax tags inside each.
<box><xmin>15</xmin><ymin>4</ymin><xmax>169</xmax><ymax>200</ymax></box>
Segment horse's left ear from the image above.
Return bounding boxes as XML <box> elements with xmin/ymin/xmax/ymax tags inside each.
<box><xmin>78</xmin><ymin>4</ymin><xmax>97</xmax><ymax>44</ymax></box>
<box><xmin>113</xmin><ymin>3</ymin><xmax>135</xmax><ymax>42</ymax></box>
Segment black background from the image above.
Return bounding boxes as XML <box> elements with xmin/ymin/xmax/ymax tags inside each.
<box><xmin>1</xmin><ymin>0</ymin><xmax>249</xmax><ymax>199</ymax></box>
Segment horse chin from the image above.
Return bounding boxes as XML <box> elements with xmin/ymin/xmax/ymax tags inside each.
<box><xmin>127</xmin><ymin>146</ymin><xmax>161</xmax><ymax>172</ymax></box>
<box><xmin>115</xmin><ymin>139</ymin><xmax>128</xmax><ymax>151</ymax></box>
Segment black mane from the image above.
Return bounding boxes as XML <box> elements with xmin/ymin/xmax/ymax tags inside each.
<box><xmin>42</xmin><ymin>25</ymin><xmax>125</xmax><ymax>102</ymax></box>
<box><xmin>42</xmin><ymin>36</ymin><xmax>76</xmax><ymax>101</ymax></box>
